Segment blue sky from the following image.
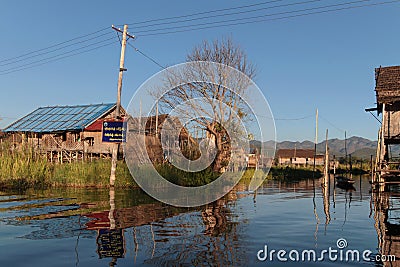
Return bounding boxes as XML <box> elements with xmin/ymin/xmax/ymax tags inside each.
<box><xmin>0</xmin><ymin>0</ymin><xmax>399</xmax><ymax>141</ymax></box>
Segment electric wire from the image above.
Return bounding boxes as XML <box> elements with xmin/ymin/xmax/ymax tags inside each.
<box><xmin>126</xmin><ymin>0</ymin><xmax>287</xmax><ymax>25</ymax></box>
<box><xmin>0</xmin><ymin>31</ymin><xmax>114</xmax><ymax>67</ymax></box>
<box><xmin>0</xmin><ymin>27</ymin><xmax>109</xmax><ymax>64</ymax></box>
<box><xmin>130</xmin><ymin>0</ymin><xmax>322</xmax><ymax>30</ymax></box>
<box><xmin>0</xmin><ymin>36</ymin><xmax>117</xmax><ymax>74</ymax></box>
<box><xmin>136</xmin><ymin>0</ymin><xmax>400</xmax><ymax>36</ymax></box>
<box><xmin>319</xmin><ymin>114</ymin><xmax>345</xmax><ymax>133</ymax></box>
<box><xmin>128</xmin><ymin>43</ymin><xmax>167</xmax><ymax>70</ymax></box>
<box><xmin>0</xmin><ymin>40</ymin><xmax>118</xmax><ymax>75</ymax></box>
<box><xmin>1</xmin><ymin>0</ymin><xmax>398</xmax><ymax>74</ymax></box>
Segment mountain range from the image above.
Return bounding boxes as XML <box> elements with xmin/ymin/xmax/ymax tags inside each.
<box><xmin>251</xmin><ymin>136</ymin><xmax>389</xmax><ymax>159</ymax></box>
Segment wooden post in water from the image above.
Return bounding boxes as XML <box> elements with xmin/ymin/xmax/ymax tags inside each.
<box><xmin>379</xmin><ymin>103</ymin><xmax>386</xmax><ymax>185</ymax></box>
<box><xmin>312</xmin><ymin>109</ymin><xmax>318</xmax><ymax>179</ymax></box>
<box><xmin>333</xmin><ymin>155</ymin><xmax>336</xmax><ymax>176</ymax></box>
<box><xmin>322</xmin><ymin>129</ymin><xmax>331</xmax><ymax>225</ymax></box>
<box><xmin>324</xmin><ymin>129</ymin><xmax>329</xmax><ymax>179</ymax></box>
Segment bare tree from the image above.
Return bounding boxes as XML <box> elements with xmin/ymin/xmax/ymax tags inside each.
<box><xmin>156</xmin><ymin>38</ymin><xmax>256</xmax><ymax>173</ymax></box>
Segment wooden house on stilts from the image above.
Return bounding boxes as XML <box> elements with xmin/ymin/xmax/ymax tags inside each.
<box><xmin>368</xmin><ymin>66</ymin><xmax>400</xmax><ymax>186</ymax></box>
<box><xmin>2</xmin><ymin>103</ymin><xmax>125</xmax><ymax>162</ymax></box>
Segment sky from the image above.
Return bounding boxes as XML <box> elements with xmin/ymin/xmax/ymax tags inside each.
<box><xmin>0</xmin><ymin>0</ymin><xmax>399</xmax><ymax>142</ymax></box>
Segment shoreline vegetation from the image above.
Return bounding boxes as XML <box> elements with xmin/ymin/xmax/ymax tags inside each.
<box><xmin>0</xmin><ymin>143</ymin><xmax>370</xmax><ymax>190</ymax></box>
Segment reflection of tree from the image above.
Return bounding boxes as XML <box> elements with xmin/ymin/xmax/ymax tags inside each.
<box><xmin>141</xmin><ymin>199</ymin><xmax>245</xmax><ymax>266</ymax></box>
<box><xmin>202</xmin><ymin>199</ymin><xmax>227</xmax><ymax>236</ymax></box>
<box><xmin>371</xmin><ymin>189</ymin><xmax>400</xmax><ymax>265</ymax></box>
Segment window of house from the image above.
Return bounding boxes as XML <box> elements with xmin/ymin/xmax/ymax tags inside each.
<box><xmin>86</xmin><ymin>137</ymin><xmax>94</xmax><ymax>146</ymax></box>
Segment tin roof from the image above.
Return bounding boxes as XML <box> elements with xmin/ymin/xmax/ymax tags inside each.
<box><xmin>3</xmin><ymin>103</ymin><xmax>116</xmax><ymax>133</ymax></box>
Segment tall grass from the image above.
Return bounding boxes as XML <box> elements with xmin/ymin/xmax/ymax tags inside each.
<box><xmin>0</xmin><ymin>142</ymin><xmax>136</xmax><ymax>189</ymax></box>
<box><xmin>154</xmin><ymin>163</ymin><xmax>220</xmax><ymax>186</ymax></box>
<box><xmin>3</xmin><ymin>141</ymin><xmax>327</xmax><ymax>190</ymax></box>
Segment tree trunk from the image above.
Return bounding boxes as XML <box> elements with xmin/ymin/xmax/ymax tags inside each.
<box><xmin>208</xmin><ymin>122</ymin><xmax>231</xmax><ymax>173</ymax></box>
<box><xmin>213</xmin><ymin>133</ymin><xmax>224</xmax><ymax>172</ymax></box>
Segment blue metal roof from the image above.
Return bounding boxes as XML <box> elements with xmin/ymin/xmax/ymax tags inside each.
<box><xmin>3</xmin><ymin>103</ymin><xmax>116</xmax><ymax>133</ymax></box>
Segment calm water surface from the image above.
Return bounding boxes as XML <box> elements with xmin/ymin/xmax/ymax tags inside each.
<box><xmin>0</xmin><ymin>175</ymin><xmax>399</xmax><ymax>266</ymax></box>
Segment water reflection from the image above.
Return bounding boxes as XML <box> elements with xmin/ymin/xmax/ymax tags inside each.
<box><xmin>371</xmin><ymin>185</ymin><xmax>400</xmax><ymax>265</ymax></box>
<box><xmin>85</xmin><ymin>187</ymin><xmax>245</xmax><ymax>266</ymax></box>
<box><xmin>0</xmin><ymin>176</ymin><xmax>399</xmax><ymax>266</ymax></box>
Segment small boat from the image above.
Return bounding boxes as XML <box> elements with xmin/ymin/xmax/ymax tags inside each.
<box><xmin>336</xmin><ymin>182</ymin><xmax>356</xmax><ymax>191</ymax></box>
<box><xmin>335</xmin><ymin>175</ymin><xmax>355</xmax><ymax>185</ymax></box>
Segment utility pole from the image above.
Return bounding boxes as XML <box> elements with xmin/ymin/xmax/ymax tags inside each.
<box><xmin>155</xmin><ymin>101</ymin><xmax>159</xmax><ymax>135</ymax></box>
<box><xmin>109</xmin><ymin>24</ymin><xmax>135</xmax><ymax>186</ymax></box>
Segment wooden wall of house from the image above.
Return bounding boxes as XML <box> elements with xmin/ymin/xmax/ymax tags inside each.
<box><xmin>278</xmin><ymin>156</ymin><xmax>325</xmax><ymax>166</ymax></box>
<box><xmin>83</xmin><ymin>131</ymin><xmax>114</xmax><ymax>155</ymax></box>
<box><xmin>0</xmin><ymin>132</ymin><xmax>22</xmax><ymax>144</ymax></box>
<box><xmin>384</xmin><ymin>102</ymin><xmax>400</xmax><ymax>141</ymax></box>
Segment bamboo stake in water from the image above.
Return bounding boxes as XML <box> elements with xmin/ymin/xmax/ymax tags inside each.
<box><xmin>313</xmin><ymin>109</ymin><xmax>318</xmax><ymax>179</ymax></box>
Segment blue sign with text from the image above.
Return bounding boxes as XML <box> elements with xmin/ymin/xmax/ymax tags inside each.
<box><xmin>102</xmin><ymin>121</ymin><xmax>126</xmax><ymax>143</ymax></box>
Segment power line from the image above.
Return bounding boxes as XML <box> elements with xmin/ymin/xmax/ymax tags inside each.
<box><xmin>0</xmin><ymin>31</ymin><xmax>113</xmax><ymax>67</ymax></box>
<box><xmin>135</xmin><ymin>0</ymin><xmax>400</xmax><ymax>36</ymax></box>
<box><xmin>0</xmin><ymin>36</ymin><xmax>117</xmax><ymax>74</ymax></box>
<box><xmin>131</xmin><ymin>0</ymin><xmax>321</xmax><ymax>30</ymax></box>
<box><xmin>319</xmin><ymin>114</ymin><xmax>345</xmax><ymax>133</ymax></box>
<box><xmin>253</xmin><ymin>113</ymin><xmax>314</xmax><ymax>120</ymax></box>
<box><xmin>274</xmin><ymin>114</ymin><xmax>314</xmax><ymax>121</ymax></box>
<box><xmin>126</xmin><ymin>0</ymin><xmax>287</xmax><ymax>26</ymax></box>
<box><xmin>0</xmin><ymin>40</ymin><xmax>118</xmax><ymax>75</ymax></box>
<box><xmin>0</xmin><ymin>27</ymin><xmax>109</xmax><ymax>64</ymax></box>
<box><xmin>1</xmin><ymin>0</ymin><xmax>398</xmax><ymax>74</ymax></box>
<box><xmin>135</xmin><ymin>0</ymin><xmax>394</xmax><ymax>35</ymax></box>
<box><xmin>128</xmin><ymin>43</ymin><xmax>167</xmax><ymax>70</ymax></box>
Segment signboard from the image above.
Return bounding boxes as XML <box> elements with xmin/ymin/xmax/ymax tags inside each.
<box><xmin>102</xmin><ymin>121</ymin><xmax>126</xmax><ymax>143</ymax></box>
<box><xmin>97</xmin><ymin>228</ymin><xmax>125</xmax><ymax>259</ymax></box>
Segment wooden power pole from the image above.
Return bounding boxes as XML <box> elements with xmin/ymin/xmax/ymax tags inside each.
<box><xmin>109</xmin><ymin>24</ymin><xmax>134</xmax><ymax>186</ymax></box>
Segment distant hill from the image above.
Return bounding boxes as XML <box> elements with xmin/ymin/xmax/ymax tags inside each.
<box><xmin>251</xmin><ymin>136</ymin><xmax>384</xmax><ymax>159</ymax></box>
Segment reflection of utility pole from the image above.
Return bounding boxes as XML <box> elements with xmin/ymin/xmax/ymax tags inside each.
<box><xmin>109</xmin><ymin>187</ymin><xmax>116</xmax><ymax>229</ymax></box>
<box><xmin>109</xmin><ymin>24</ymin><xmax>135</xmax><ymax>186</ymax></box>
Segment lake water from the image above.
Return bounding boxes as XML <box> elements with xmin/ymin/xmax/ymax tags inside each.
<box><xmin>0</xmin><ymin>175</ymin><xmax>399</xmax><ymax>266</ymax></box>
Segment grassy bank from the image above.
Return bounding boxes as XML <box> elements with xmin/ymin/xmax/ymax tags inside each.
<box><xmin>0</xmin><ymin>143</ymin><xmax>136</xmax><ymax>189</ymax></box>
<box><xmin>1</xmin><ymin>142</ymin><xmax>345</xmax><ymax>190</ymax></box>
<box><xmin>269</xmin><ymin>166</ymin><xmax>323</xmax><ymax>180</ymax></box>
<box><xmin>154</xmin><ymin>163</ymin><xmax>220</xmax><ymax>186</ymax></box>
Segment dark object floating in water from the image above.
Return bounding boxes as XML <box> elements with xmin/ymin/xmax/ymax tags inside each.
<box><xmin>336</xmin><ymin>182</ymin><xmax>356</xmax><ymax>191</ymax></box>
<box><xmin>335</xmin><ymin>176</ymin><xmax>356</xmax><ymax>191</ymax></box>
<box><xmin>335</xmin><ymin>176</ymin><xmax>355</xmax><ymax>185</ymax></box>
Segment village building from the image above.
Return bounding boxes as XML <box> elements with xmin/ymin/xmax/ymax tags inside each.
<box><xmin>124</xmin><ymin>113</ymin><xmax>197</xmax><ymax>164</ymax></box>
<box><xmin>276</xmin><ymin>148</ymin><xmax>324</xmax><ymax>166</ymax></box>
<box><xmin>2</xmin><ymin>103</ymin><xmax>202</xmax><ymax>164</ymax></box>
<box><xmin>367</xmin><ymin>65</ymin><xmax>400</xmax><ymax>184</ymax></box>
<box><xmin>2</xmin><ymin>103</ymin><xmax>125</xmax><ymax>162</ymax></box>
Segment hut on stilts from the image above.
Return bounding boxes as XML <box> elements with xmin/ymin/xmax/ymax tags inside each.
<box><xmin>367</xmin><ymin>66</ymin><xmax>400</xmax><ymax>187</ymax></box>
